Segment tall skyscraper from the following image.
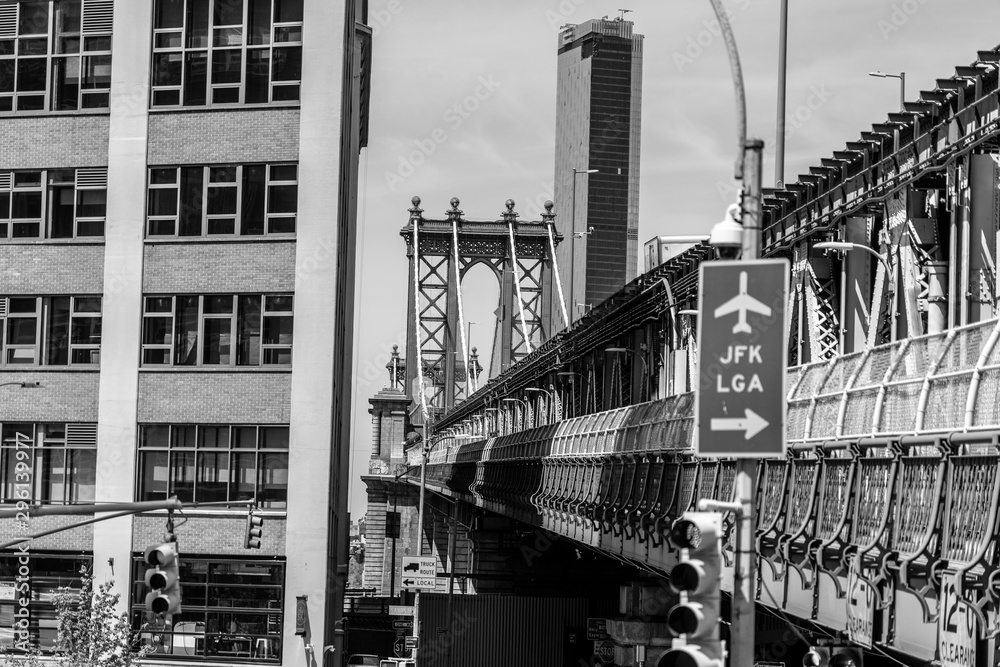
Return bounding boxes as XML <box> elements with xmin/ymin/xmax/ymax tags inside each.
<box><xmin>553</xmin><ymin>18</ymin><xmax>643</xmax><ymax>328</ymax></box>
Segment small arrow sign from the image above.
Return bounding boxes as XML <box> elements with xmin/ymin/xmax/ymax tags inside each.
<box><xmin>710</xmin><ymin>408</ymin><xmax>769</xmax><ymax>439</ymax></box>
<box><xmin>403</xmin><ymin>579</ymin><xmax>414</xmax><ymax>586</ymax></box>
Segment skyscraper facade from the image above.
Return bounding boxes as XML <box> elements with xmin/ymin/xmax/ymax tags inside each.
<box><xmin>0</xmin><ymin>1</ymin><xmax>369</xmax><ymax>663</ymax></box>
<box><xmin>553</xmin><ymin>18</ymin><xmax>643</xmax><ymax>327</ymax></box>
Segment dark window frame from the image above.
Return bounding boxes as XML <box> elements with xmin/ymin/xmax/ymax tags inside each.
<box><xmin>0</xmin><ymin>169</ymin><xmax>109</xmax><ymax>240</ymax></box>
<box><xmin>0</xmin><ymin>296</ymin><xmax>103</xmax><ymax>367</ymax></box>
<box><xmin>0</xmin><ymin>422</ymin><xmax>97</xmax><ymax>505</ymax></box>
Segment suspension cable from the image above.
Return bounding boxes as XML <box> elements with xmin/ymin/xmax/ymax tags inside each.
<box><xmin>546</xmin><ymin>222</ymin><xmax>570</xmax><ymax>329</ymax></box>
<box><xmin>452</xmin><ymin>218</ymin><xmax>471</xmax><ymax>394</ymax></box>
<box><xmin>508</xmin><ymin>221</ymin><xmax>534</xmax><ymax>355</ymax></box>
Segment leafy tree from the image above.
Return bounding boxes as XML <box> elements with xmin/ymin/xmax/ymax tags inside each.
<box><xmin>2</xmin><ymin>570</ymin><xmax>152</xmax><ymax>667</ymax></box>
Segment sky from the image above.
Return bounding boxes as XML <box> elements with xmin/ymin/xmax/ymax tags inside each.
<box><xmin>346</xmin><ymin>0</ymin><xmax>1000</xmax><ymax>515</ymax></box>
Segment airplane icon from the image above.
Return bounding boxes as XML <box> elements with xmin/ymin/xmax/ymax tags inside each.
<box><xmin>714</xmin><ymin>271</ymin><xmax>772</xmax><ymax>334</ymax></box>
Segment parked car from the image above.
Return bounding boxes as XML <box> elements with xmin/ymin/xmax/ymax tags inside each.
<box><xmin>347</xmin><ymin>655</ymin><xmax>381</xmax><ymax>666</ymax></box>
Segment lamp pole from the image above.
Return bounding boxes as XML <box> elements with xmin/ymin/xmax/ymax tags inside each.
<box><xmin>501</xmin><ymin>397</ymin><xmax>527</xmax><ymax>432</ymax></box>
<box><xmin>869</xmin><ymin>70</ymin><xmax>905</xmax><ymax>111</ymax></box>
<box><xmin>524</xmin><ymin>387</ymin><xmax>554</xmax><ymax>424</ymax></box>
<box><xmin>774</xmin><ymin>0</ymin><xmax>788</xmax><ymax>187</ymax></box>
<box><xmin>569</xmin><ymin>168</ymin><xmax>598</xmax><ymax>326</ymax></box>
<box><xmin>466</xmin><ymin>321</ymin><xmax>479</xmax><ymax>393</ymax></box>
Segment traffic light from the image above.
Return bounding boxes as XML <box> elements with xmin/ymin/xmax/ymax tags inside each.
<box><xmin>245</xmin><ymin>509</ymin><xmax>263</xmax><ymax>549</ymax></box>
<box><xmin>143</xmin><ymin>541</ymin><xmax>181</xmax><ymax>616</ymax></box>
<box><xmin>802</xmin><ymin>647</ymin><xmax>829</xmax><ymax>666</ymax></box>
<box><xmin>660</xmin><ymin>512</ymin><xmax>724</xmax><ymax>667</ymax></box>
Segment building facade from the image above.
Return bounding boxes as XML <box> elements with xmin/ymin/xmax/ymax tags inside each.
<box><xmin>0</xmin><ymin>0</ymin><xmax>369</xmax><ymax>664</ymax></box>
<box><xmin>552</xmin><ymin>18</ymin><xmax>642</xmax><ymax>326</ymax></box>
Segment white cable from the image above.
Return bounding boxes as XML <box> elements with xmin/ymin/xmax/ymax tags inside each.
<box><xmin>452</xmin><ymin>219</ymin><xmax>471</xmax><ymax>395</ymax></box>
<box><xmin>546</xmin><ymin>222</ymin><xmax>570</xmax><ymax>329</ymax></box>
<box><xmin>508</xmin><ymin>221</ymin><xmax>534</xmax><ymax>355</ymax></box>
<box><xmin>413</xmin><ymin>214</ymin><xmax>429</xmax><ymax>421</ymax></box>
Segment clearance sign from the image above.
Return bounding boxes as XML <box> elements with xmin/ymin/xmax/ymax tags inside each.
<box><xmin>938</xmin><ymin>571</ymin><xmax>977</xmax><ymax>667</ymax></box>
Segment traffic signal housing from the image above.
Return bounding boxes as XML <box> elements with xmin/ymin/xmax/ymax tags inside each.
<box><xmin>802</xmin><ymin>645</ymin><xmax>863</xmax><ymax>667</ymax></box>
<box><xmin>246</xmin><ymin>510</ymin><xmax>263</xmax><ymax>549</ymax></box>
<box><xmin>143</xmin><ymin>542</ymin><xmax>181</xmax><ymax>616</ymax></box>
<box><xmin>659</xmin><ymin>512</ymin><xmax>724</xmax><ymax>667</ymax></box>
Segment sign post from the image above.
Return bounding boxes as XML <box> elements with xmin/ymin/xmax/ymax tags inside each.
<box><xmin>695</xmin><ymin>256</ymin><xmax>788</xmax><ymax>667</ymax></box>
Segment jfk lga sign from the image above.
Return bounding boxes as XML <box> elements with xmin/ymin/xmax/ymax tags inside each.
<box><xmin>695</xmin><ymin>259</ymin><xmax>789</xmax><ymax>458</ymax></box>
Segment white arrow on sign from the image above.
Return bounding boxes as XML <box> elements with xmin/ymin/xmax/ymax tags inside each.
<box><xmin>710</xmin><ymin>408</ymin><xmax>769</xmax><ymax>439</ymax></box>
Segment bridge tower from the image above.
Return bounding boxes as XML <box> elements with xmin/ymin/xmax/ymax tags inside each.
<box><xmin>402</xmin><ymin>196</ymin><xmax>563</xmax><ymax>414</ymax></box>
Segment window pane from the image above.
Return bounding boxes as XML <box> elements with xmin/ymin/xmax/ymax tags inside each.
<box><xmin>202</xmin><ymin>318</ymin><xmax>231</xmax><ymax>365</ymax></box>
<box><xmin>0</xmin><ymin>61</ymin><xmax>14</xmax><ymax>93</ymax></box>
<box><xmin>143</xmin><ymin>316</ymin><xmax>172</xmax><ymax>346</ymax></box>
<box><xmin>262</xmin><ymin>315</ymin><xmax>291</xmax><ymax>346</ymax></box>
<box><xmin>204</xmin><ymin>296</ymin><xmax>233</xmax><ymax>314</ymax></box>
<box><xmin>207</xmin><ymin>186</ymin><xmax>236</xmax><ymax>215</ymax></box>
<box><xmin>141</xmin><ymin>425</ymin><xmax>171</xmax><ymax>448</ymax></box>
<box><xmin>274</xmin><ymin>0</ymin><xmax>303</xmax><ymax>23</ymax></box>
<box><xmin>233</xmin><ymin>426</ymin><xmax>257</xmax><ymax>448</ymax></box>
<box><xmin>155</xmin><ymin>0</ymin><xmax>185</xmax><ymax>28</ymax></box>
<box><xmin>148</xmin><ymin>188</ymin><xmax>178</xmax><ymax>217</ymax></box>
<box><xmin>207</xmin><ymin>218</ymin><xmax>235</xmax><ymax>234</ymax></box>
<box><xmin>9</xmin><ymin>297</ymin><xmax>37</xmax><ymax>313</ymax></box>
<box><xmin>139</xmin><ymin>451</ymin><xmax>169</xmax><ymax>501</ymax></box>
<box><xmin>170</xmin><ymin>451</ymin><xmax>196</xmax><ymax>503</ymax></box>
<box><xmin>50</xmin><ymin>186</ymin><xmax>75</xmax><ymax>238</ymax></box>
<box><xmin>197</xmin><ymin>451</ymin><xmax>229</xmax><ymax>502</ymax></box>
<box><xmin>214</xmin><ymin>0</ymin><xmax>243</xmax><ymax>25</ymax></box>
<box><xmin>18</xmin><ymin>2</ymin><xmax>49</xmax><ymax>35</ymax></box>
<box><xmin>237</xmin><ymin>296</ymin><xmax>261</xmax><ymax>365</ymax></box>
<box><xmin>7</xmin><ymin>317</ymin><xmax>37</xmax><ymax>345</ymax></box>
<box><xmin>267</xmin><ymin>216</ymin><xmax>294</xmax><ymax>234</ymax></box>
<box><xmin>74</xmin><ymin>297</ymin><xmax>101</xmax><ymax>313</ymax></box>
<box><xmin>273</xmin><ymin>25</ymin><xmax>300</xmax><ymax>43</ymax></box>
<box><xmin>271</xmin><ymin>47</ymin><xmax>300</xmax><ymax>81</ymax></box>
<box><xmin>70</xmin><ymin>315</ymin><xmax>101</xmax><ymax>345</ymax></box>
<box><xmin>244</xmin><ymin>48</ymin><xmax>269</xmax><ymax>103</ymax></box>
<box><xmin>81</xmin><ymin>54</ymin><xmax>111</xmax><ymax>89</ymax></box>
<box><xmin>146</xmin><ymin>296</ymin><xmax>173</xmax><ymax>313</ymax></box>
<box><xmin>186</xmin><ymin>0</ymin><xmax>210</xmax><ymax>48</ymax></box>
<box><xmin>241</xmin><ymin>165</ymin><xmax>266</xmax><ymax>234</ymax></box>
<box><xmin>209</xmin><ymin>167</ymin><xmax>236</xmax><ymax>183</ymax></box>
<box><xmin>183</xmin><ymin>52</ymin><xmax>208</xmax><ymax>106</ymax></box>
<box><xmin>77</xmin><ymin>189</ymin><xmax>106</xmax><ymax>218</ymax></box>
<box><xmin>153</xmin><ymin>52</ymin><xmax>183</xmax><ymax>86</ymax></box>
<box><xmin>267</xmin><ymin>184</ymin><xmax>296</xmax><ymax>213</ymax></box>
<box><xmin>211</xmin><ymin>49</ymin><xmax>241</xmax><ymax>84</ymax></box>
<box><xmin>212</xmin><ymin>87</ymin><xmax>238</xmax><ymax>104</ymax></box>
<box><xmin>51</xmin><ymin>58</ymin><xmax>81</xmax><ymax>111</ymax></box>
<box><xmin>17</xmin><ymin>58</ymin><xmax>47</xmax><ymax>91</ymax></box>
<box><xmin>247</xmin><ymin>0</ymin><xmax>271</xmax><ymax>45</ymax></box>
<box><xmin>68</xmin><ymin>448</ymin><xmax>96</xmax><ymax>502</ymax></box>
<box><xmin>0</xmin><ymin>193</ymin><xmax>9</xmax><ymax>217</ymax></box>
<box><xmin>260</xmin><ymin>427</ymin><xmax>288</xmax><ymax>449</ymax></box>
<box><xmin>232</xmin><ymin>452</ymin><xmax>256</xmax><ymax>500</ymax></box>
<box><xmin>179</xmin><ymin>167</ymin><xmax>204</xmax><ymax>235</ymax></box>
<box><xmin>269</xmin><ymin>165</ymin><xmax>295</xmax><ymax>181</ymax></box>
<box><xmin>265</xmin><ymin>295</ymin><xmax>291</xmax><ymax>311</ymax></box>
<box><xmin>270</xmin><ymin>83</ymin><xmax>298</xmax><ymax>102</ymax></box>
<box><xmin>46</xmin><ymin>297</ymin><xmax>70</xmax><ymax>365</ymax></box>
<box><xmin>12</xmin><ymin>192</ymin><xmax>42</xmax><ymax>219</ymax></box>
<box><xmin>55</xmin><ymin>0</ymin><xmax>82</xmax><ymax>33</ymax></box>
<box><xmin>83</xmin><ymin>35</ymin><xmax>111</xmax><ymax>51</ymax></box>
<box><xmin>258</xmin><ymin>453</ymin><xmax>287</xmax><ymax>508</ymax></box>
<box><xmin>175</xmin><ymin>296</ymin><xmax>199</xmax><ymax>365</ymax></box>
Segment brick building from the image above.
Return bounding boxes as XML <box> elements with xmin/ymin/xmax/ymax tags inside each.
<box><xmin>0</xmin><ymin>0</ymin><xmax>370</xmax><ymax>664</ymax></box>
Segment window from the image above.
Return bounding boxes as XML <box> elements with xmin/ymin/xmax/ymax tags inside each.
<box><xmin>0</xmin><ymin>423</ymin><xmax>97</xmax><ymax>504</ymax></box>
<box><xmin>141</xmin><ymin>295</ymin><xmax>292</xmax><ymax>367</ymax></box>
<box><xmin>147</xmin><ymin>164</ymin><xmax>296</xmax><ymax>237</ymax></box>
<box><xmin>0</xmin><ymin>169</ymin><xmax>108</xmax><ymax>240</ymax></box>
<box><xmin>0</xmin><ymin>296</ymin><xmax>102</xmax><ymax>366</ymax></box>
<box><xmin>131</xmin><ymin>556</ymin><xmax>283</xmax><ymax>661</ymax></box>
<box><xmin>137</xmin><ymin>424</ymin><xmax>288</xmax><ymax>508</ymax></box>
<box><xmin>151</xmin><ymin>0</ymin><xmax>302</xmax><ymax>107</ymax></box>
<box><xmin>0</xmin><ymin>553</ymin><xmax>90</xmax><ymax>651</ymax></box>
<box><xmin>0</xmin><ymin>0</ymin><xmax>113</xmax><ymax>113</ymax></box>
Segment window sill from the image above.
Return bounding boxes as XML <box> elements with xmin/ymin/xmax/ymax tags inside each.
<box><xmin>138</xmin><ymin>367</ymin><xmax>292</xmax><ymax>373</ymax></box>
<box><xmin>144</xmin><ymin>236</ymin><xmax>295</xmax><ymax>244</ymax></box>
<box><xmin>147</xmin><ymin>102</ymin><xmax>300</xmax><ymax>115</ymax></box>
<box><xmin>0</xmin><ymin>238</ymin><xmax>105</xmax><ymax>246</ymax></box>
<box><xmin>0</xmin><ymin>110</ymin><xmax>110</xmax><ymax>119</ymax></box>
<box><xmin>0</xmin><ymin>366</ymin><xmax>100</xmax><ymax>372</ymax></box>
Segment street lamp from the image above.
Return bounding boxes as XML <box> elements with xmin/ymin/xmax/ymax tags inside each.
<box><xmin>605</xmin><ymin>347</ymin><xmax>649</xmax><ymax>403</ymax></box>
<box><xmin>466</xmin><ymin>321</ymin><xmax>479</xmax><ymax>393</ymax></box>
<box><xmin>0</xmin><ymin>381</ymin><xmax>40</xmax><ymax>389</ymax></box>
<box><xmin>570</xmin><ymin>168</ymin><xmax>598</xmax><ymax>325</ymax></box>
<box><xmin>502</xmin><ymin>397</ymin><xmax>528</xmax><ymax>432</ymax></box>
<box><xmin>556</xmin><ymin>371</ymin><xmax>581</xmax><ymax>419</ymax></box>
<box><xmin>814</xmin><ymin>241</ymin><xmax>892</xmax><ymax>276</ymax></box>
<box><xmin>869</xmin><ymin>71</ymin><xmax>905</xmax><ymax>111</ymax></box>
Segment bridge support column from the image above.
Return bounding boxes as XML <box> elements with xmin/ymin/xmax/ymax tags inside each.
<box><xmin>842</xmin><ymin>217</ymin><xmax>872</xmax><ymax>354</ymax></box>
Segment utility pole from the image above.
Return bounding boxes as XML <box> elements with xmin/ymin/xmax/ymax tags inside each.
<box><xmin>733</xmin><ymin>139</ymin><xmax>762</xmax><ymax>664</ymax></box>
